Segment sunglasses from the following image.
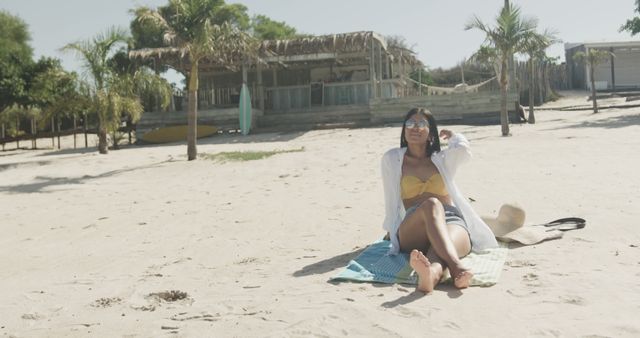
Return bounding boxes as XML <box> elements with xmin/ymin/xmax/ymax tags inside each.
<box><xmin>404</xmin><ymin>119</ymin><xmax>429</xmax><ymax>129</ymax></box>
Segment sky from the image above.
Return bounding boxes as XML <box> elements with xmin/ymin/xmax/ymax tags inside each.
<box><xmin>2</xmin><ymin>0</ymin><xmax>639</xmax><ymax>85</ymax></box>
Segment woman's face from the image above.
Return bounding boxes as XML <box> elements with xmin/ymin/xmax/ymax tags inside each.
<box><xmin>404</xmin><ymin>113</ymin><xmax>430</xmax><ymax>145</ymax></box>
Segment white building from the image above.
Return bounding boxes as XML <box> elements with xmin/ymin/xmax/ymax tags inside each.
<box><xmin>565</xmin><ymin>41</ymin><xmax>640</xmax><ymax>91</ymax></box>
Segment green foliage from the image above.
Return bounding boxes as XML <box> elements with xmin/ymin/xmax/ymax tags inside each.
<box><xmin>28</xmin><ymin>57</ymin><xmax>86</xmax><ymax>119</ymax></box>
<box><xmin>0</xmin><ymin>11</ymin><xmax>33</xmax><ymax>61</ymax></box>
<box><xmin>465</xmin><ymin>4</ymin><xmax>538</xmax><ymax>77</ymax></box>
<box><xmin>200</xmin><ymin>147</ymin><xmax>305</xmax><ymax>162</ymax></box>
<box><xmin>572</xmin><ymin>49</ymin><xmax>613</xmax><ymax>66</ymax></box>
<box><xmin>620</xmin><ymin>0</ymin><xmax>640</xmax><ymax>35</ymax></box>
<box><xmin>213</xmin><ymin>3</ymin><xmax>250</xmax><ymax>30</ymax></box>
<box><xmin>465</xmin><ymin>3</ymin><xmax>539</xmax><ymax>136</ymax></box>
<box><xmin>0</xmin><ymin>11</ymin><xmax>34</xmax><ymax>112</ymax></box>
<box><xmin>409</xmin><ymin>67</ymin><xmax>433</xmax><ymax>86</ymax></box>
<box><xmin>133</xmin><ymin>0</ymin><xmax>257</xmax><ymax>159</ymax></box>
<box><xmin>134</xmin><ymin>0</ymin><xmax>256</xmax><ymax>65</ymax></box>
<box><xmin>251</xmin><ymin>14</ymin><xmax>298</xmax><ymax>40</ymax></box>
<box><xmin>521</xmin><ymin>29</ymin><xmax>559</xmax><ymax>60</ymax></box>
<box><xmin>573</xmin><ymin>49</ymin><xmax>612</xmax><ymax>114</ymax></box>
<box><xmin>130</xmin><ymin>8</ymin><xmax>166</xmax><ymax>49</ymax></box>
<box><xmin>63</xmin><ymin>28</ymin><xmax>147</xmax><ymax>151</ymax></box>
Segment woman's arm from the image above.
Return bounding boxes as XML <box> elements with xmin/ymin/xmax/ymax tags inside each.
<box><xmin>381</xmin><ymin>150</ymin><xmax>399</xmax><ymax>234</ymax></box>
<box><xmin>438</xmin><ymin>130</ymin><xmax>471</xmax><ymax>175</ymax></box>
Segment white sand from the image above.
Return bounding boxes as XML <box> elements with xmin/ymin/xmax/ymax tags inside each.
<box><xmin>1</xmin><ymin>92</ymin><xmax>639</xmax><ymax>337</ymax></box>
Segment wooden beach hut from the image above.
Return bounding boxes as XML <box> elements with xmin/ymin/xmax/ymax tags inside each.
<box><xmin>130</xmin><ymin>31</ymin><xmax>515</xmax><ymax>137</ymax></box>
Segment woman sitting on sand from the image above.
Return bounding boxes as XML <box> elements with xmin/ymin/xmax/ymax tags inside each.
<box><xmin>381</xmin><ymin>107</ymin><xmax>498</xmax><ymax>292</ymax></box>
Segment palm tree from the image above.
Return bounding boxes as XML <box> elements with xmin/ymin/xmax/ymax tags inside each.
<box><xmin>108</xmin><ymin>51</ymin><xmax>172</xmax><ymax>148</ymax></box>
<box><xmin>521</xmin><ymin>29</ymin><xmax>559</xmax><ymax>123</ymax></box>
<box><xmin>466</xmin><ymin>4</ymin><xmax>537</xmax><ymax>136</ymax></box>
<box><xmin>573</xmin><ymin>49</ymin><xmax>614</xmax><ymax>114</ymax></box>
<box><xmin>132</xmin><ymin>0</ymin><xmax>255</xmax><ymax>160</ymax></box>
<box><xmin>63</xmin><ymin>27</ymin><xmax>144</xmax><ymax>154</ymax></box>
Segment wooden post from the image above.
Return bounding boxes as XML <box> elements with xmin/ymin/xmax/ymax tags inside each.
<box><xmin>16</xmin><ymin>115</ymin><xmax>19</xmax><ymax>149</ymax></box>
<box><xmin>31</xmin><ymin>117</ymin><xmax>36</xmax><ymax>149</ymax></box>
<box><xmin>73</xmin><ymin>116</ymin><xmax>77</xmax><ymax>149</ymax></box>
<box><xmin>57</xmin><ymin>116</ymin><xmax>61</xmax><ymax>149</ymax></box>
<box><xmin>538</xmin><ymin>60</ymin><xmax>543</xmax><ymax>104</ymax></box>
<box><xmin>252</xmin><ymin>81</ymin><xmax>256</xmax><ymax>107</ymax></box>
<box><xmin>399</xmin><ymin>50</ymin><xmax>404</xmax><ymax>78</ymax></box>
<box><xmin>51</xmin><ymin>116</ymin><xmax>55</xmax><ymax>148</ymax></box>
<box><xmin>377</xmin><ymin>42</ymin><xmax>383</xmax><ymax>97</ymax></box>
<box><xmin>272</xmin><ymin>68</ymin><xmax>278</xmax><ymax>87</ymax></box>
<box><xmin>610</xmin><ymin>47</ymin><xmax>616</xmax><ymax>92</ymax></box>
<box><xmin>257</xmin><ymin>62</ymin><xmax>264</xmax><ymax>111</ymax></box>
<box><xmin>419</xmin><ymin>68</ymin><xmax>422</xmax><ymax>96</ymax></box>
<box><xmin>369</xmin><ymin>38</ymin><xmax>376</xmax><ymax>99</ymax></box>
<box><xmin>211</xmin><ymin>75</ymin><xmax>218</xmax><ymax>106</ymax></box>
<box><xmin>83</xmin><ymin>112</ymin><xmax>88</xmax><ymax>148</ymax></box>
<box><xmin>242</xmin><ymin>64</ymin><xmax>248</xmax><ymax>84</ymax></box>
<box><xmin>1</xmin><ymin>123</ymin><xmax>5</xmax><ymax>151</ymax></box>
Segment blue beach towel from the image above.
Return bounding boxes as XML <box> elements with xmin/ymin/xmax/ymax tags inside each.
<box><xmin>331</xmin><ymin>240</ymin><xmax>508</xmax><ymax>287</ymax></box>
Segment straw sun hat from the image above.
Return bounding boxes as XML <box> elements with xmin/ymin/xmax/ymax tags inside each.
<box><xmin>482</xmin><ymin>203</ymin><xmax>564</xmax><ymax>245</ymax></box>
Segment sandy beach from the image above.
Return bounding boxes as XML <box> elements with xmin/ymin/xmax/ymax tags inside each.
<box><xmin>1</xmin><ymin>92</ymin><xmax>639</xmax><ymax>337</ymax></box>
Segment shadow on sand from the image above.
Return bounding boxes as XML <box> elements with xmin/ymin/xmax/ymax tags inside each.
<box><xmin>542</xmin><ymin>113</ymin><xmax>640</xmax><ymax>131</ymax></box>
<box><xmin>293</xmin><ymin>247</ymin><xmax>365</xmax><ymax>278</ymax></box>
<box><xmin>0</xmin><ymin>160</ymin><xmax>172</xmax><ymax>194</ymax></box>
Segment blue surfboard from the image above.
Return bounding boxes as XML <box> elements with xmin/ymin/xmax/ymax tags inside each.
<box><xmin>239</xmin><ymin>84</ymin><xmax>252</xmax><ymax>135</ymax></box>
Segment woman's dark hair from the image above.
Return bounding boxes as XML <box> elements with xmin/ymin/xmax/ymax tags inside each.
<box><xmin>400</xmin><ymin>107</ymin><xmax>441</xmax><ymax>156</ymax></box>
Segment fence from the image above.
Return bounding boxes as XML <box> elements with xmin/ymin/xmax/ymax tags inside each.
<box><xmin>514</xmin><ymin>60</ymin><xmax>569</xmax><ymax>105</ymax></box>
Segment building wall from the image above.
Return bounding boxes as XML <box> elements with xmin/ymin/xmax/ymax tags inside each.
<box><xmin>566</xmin><ymin>46</ymin><xmax>586</xmax><ymax>89</ymax></box>
<box><xmin>567</xmin><ymin>44</ymin><xmax>640</xmax><ymax>90</ymax></box>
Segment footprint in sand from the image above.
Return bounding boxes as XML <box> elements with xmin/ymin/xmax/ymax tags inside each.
<box><xmin>147</xmin><ymin>290</ymin><xmax>189</xmax><ymax>302</ymax></box>
<box><xmin>91</xmin><ymin>297</ymin><xmax>122</xmax><ymax>308</ymax></box>
<box><xmin>522</xmin><ymin>273</ymin><xmax>542</xmax><ymax>287</ymax></box>
<box><xmin>506</xmin><ymin>260</ymin><xmax>537</xmax><ymax>268</ymax></box>
<box><xmin>559</xmin><ymin>295</ymin><xmax>586</xmax><ymax>306</ymax></box>
<box><xmin>169</xmin><ymin>312</ymin><xmax>219</xmax><ymax>322</ymax></box>
<box><xmin>21</xmin><ymin>313</ymin><xmax>44</xmax><ymax>320</ymax></box>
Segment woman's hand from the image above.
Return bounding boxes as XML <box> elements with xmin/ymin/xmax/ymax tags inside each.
<box><xmin>439</xmin><ymin>129</ymin><xmax>453</xmax><ymax>140</ymax></box>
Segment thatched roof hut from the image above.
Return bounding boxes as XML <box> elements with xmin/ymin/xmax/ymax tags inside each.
<box><xmin>129</xmin><ymin>31</ymin><xmax>421</xmax><ymax>74</ymax></box>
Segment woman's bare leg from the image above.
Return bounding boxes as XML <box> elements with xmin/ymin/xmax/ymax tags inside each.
<box><xmin>401</xmin><ymin>198</ymin><xmax>473</xmax><ymax>290</ymax></box>
<box><xmin>409</xmin><ymin>249</ymin><xmax>442</xmax><ymax>292</ymax></box>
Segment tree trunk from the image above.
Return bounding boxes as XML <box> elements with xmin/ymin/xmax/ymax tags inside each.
<box><xmin>1</xmin><ymin>123</ymin><xmax>5</xmax><ymax>151</ymax></box>
<box><xmin>528</xmin><ymin>59</ymin><xmax>535</xmax><ymax>123</ymax></box>
<box><xmin>590</xmin><ymin>64</ymin><xmax>598</xmax><ymax>113</ymax></box>
<box><xmin>187</xmin><ymin>60</ymin><xmax>199</xmax><ymax>161</ymax></box>
<box><xmin>98</xmin><ymin>116</ymin><xmax>108</xmax><ymax>154</ymax></box>
<box><xmin>31</xmin><ymin>117</ymin><xmax>37</xmax><ymax>149</ymax></box>
<box><xmin>51</xmin><ymin>116</ymin><xmax>55</xmax><ymax>148</ymax></box>
<box><xmin>112</xmin><ymin>131</ymin><xmax>119</xmax><ymax>150</ymax></box>
<box><xmin>500</xmin><ymin>57</ymin><xmax>510</xmax><ymax>136</ymax></box>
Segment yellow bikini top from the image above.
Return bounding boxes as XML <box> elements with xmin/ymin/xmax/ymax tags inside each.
<box><xmin>401</xmin><ymin>174</ymin><xmax>448</xmax><ymax>199</ymax></box>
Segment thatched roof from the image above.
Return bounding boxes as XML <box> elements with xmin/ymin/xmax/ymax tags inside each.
<box><xmin>260</xmin><ymin>31</ymin><xmax>386</xmax><ymax>56</ymax></box>
<box><xmin>128</xmin><ymin>31</ymin><xmax>422</xmax><ymax>73</ymax></box>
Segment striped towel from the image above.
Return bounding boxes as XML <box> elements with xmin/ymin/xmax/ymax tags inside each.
<box><xmin>331</xmin><ymin>240</ymin><xmax>508</xmax><ymax>287</ymax></box>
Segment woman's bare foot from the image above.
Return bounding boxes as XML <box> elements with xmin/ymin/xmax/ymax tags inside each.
<box><xmin>410</xmin><ymin>249</ymin><xmax>442</xmax><ymax>293</ymax></box>
<box><xmin>451</xmin><ymin>268</ymin><xmax>474</xmax><ymax>289</ymax></box>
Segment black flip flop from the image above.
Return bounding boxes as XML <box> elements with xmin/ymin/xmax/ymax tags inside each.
<box><xmin>531</xmin><ymin>217</ymin><xmax>586</xmax><ymax>232</ymax></box>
